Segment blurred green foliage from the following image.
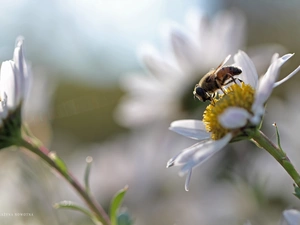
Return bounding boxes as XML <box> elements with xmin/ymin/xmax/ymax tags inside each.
<box><xmin>52</xmin><ymin>81</ymin><xmax>126</xmax><ymax>143</ymax></box>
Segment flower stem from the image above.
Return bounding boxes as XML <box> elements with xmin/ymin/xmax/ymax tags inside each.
<box><xmin>251</xmin><ymin>130</ymin><xmax>300</xmax><ymax>187</ymax></box>
<box><xmin>17</xmin><ymin>136</ymin><xmax>111</xmax><ymax>225</ymax></box>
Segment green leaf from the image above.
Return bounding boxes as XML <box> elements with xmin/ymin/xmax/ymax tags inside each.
<box><xmin>49</xmin><ymin>152</ymin><xmax>68</xmax><ymax>174</ymax></box>
<box><xmin>84</xmin><ymin>156</ymin><xmax>93</xmax><ymax>194</ymax></box>
<box><xmin>294</xmin><ymin>185</ymin><xmax>300</xmax><ymax>200</ymax></box>
<box><xmin>110</xmin><ymin>186</ymin><xmax>128</xmax><ymax>225</ymax></box>
<box><xmin>272</xmin><ymin>123</ymin><xmax>284</xmax><ymax>152</ymax></box>
<box><xmin>117</xmin><ymin>211</ymin><xmax>133</xmax><ymax>225</ymax></box>
<box><xmin>54</xmin><ymin>201</ymin><xmax>100</xmax><ymax>225</ymax></box>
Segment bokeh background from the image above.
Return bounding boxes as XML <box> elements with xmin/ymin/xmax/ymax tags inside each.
<box><xmin>1</xmin><ymin>0</ymin><xmax>300</xmax><ymax>224</ymax></box>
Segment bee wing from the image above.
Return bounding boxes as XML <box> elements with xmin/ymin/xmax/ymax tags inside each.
<box><xmin>213</xmin><ymin>54</ymin><xmax>231</xmax><ymax>75</ymax></box>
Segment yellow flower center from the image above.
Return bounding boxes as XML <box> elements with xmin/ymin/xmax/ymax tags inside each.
<box><xmin>203</xmin><ymin>83</ymin><xmax>255</xmax><ymax>140</ymax></box>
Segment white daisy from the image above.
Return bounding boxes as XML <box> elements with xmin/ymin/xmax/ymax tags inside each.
<box><xmin>0</xmin><ymin>37</ymin><xmax>30</xmax><ymax>113</ymax></box>
<box><xmin>167</xmin><ymin>51</ymin><xmax>300</xmax><ymax>191</ymax></box>
<box><xmin>0</xmin><ymin>37</ymin><xmax>31</xmax><ymax>146</ymax></box>
<box><xmin>115</xmin><ymin>10</ymin><xmax>283</xmax><ymax>128</ymax></box>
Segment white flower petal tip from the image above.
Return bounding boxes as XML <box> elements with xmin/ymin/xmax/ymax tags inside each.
<box><xmin>13</xmin><ymin>37</ymin><xmax>25</xmax><ymax>66</ymax></box>
<box><xmin>280</xmin><ymin>53</ymin><xmax>294</xmax><ymax>62</ymax></box>
<box><xmin>166</xmin><ymin>159</ymin><xmax>174</xmax><ymax>168</ymax></box>
<box><xmin>271</xmin><ymin>53</ymin><xmax>279</xmax><ymax>63</ymax></box>
<box><xmin>252</xmin><ymin>52</ymin><xmax>297</xmax><ymax>118</ymax></box>
<box><xmin>137</xmin><ymin>43</ymin><xmax>159</xmax><ymax>61</ymax></box>
<box><xmin>169</xmin><ymin>120</ymin><xmax>210</xmax><ymax>140</ymax></box>
<box><xmin>15</xmin><ymin>36</ymin><xmax>24</xmax><ymax>48</ymax></box>
<box><xmin>282</xmin><ymin>209</ymin><xmax>300</xmax><ymax>225</ymax></box>
<box><xmin>218</xmin><ymin>107</ymin><xmax>251</xmax><ymax>129</ymax></box>
<box><xmin>274</xmin><ymin>65</ymin><xmax>300</xmax><ymax>88</ymax></box>
<box><xmin>184</xmin><ymin>170</ymin><xmax>192</xmax><ymax>191</ymax></box>
<box><xmin>243</xmin><ymin>221</ymin><xmax>252</xmax><ymax>225</ymax></box>
<box><xmin>170</xmin><ymin>29</ymin><xmax>189</xmax><ymax>51</ymax></box>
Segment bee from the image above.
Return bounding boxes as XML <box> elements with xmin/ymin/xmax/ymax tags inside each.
<box><xmin>193</xmin><ymin>55</ymin><xmax>242</xmax><ymax>103</ymax></box>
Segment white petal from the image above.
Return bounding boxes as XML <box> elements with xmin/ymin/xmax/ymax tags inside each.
<box><xmin>218</xmin><ymin>107</ymin><xmax>251</xmax><ymax>129</ymax></box>
<box><xmin>169</xmin><ymin>120</ymin><xmax>210</xmax><ymax>140</ymax></box>
<box><xmin>170</xmin><ymin>29</ymin><xmax>198</xmax><ymax>69</ymax></box>
<box><xmin>0</xmin><ymin>61</ymin><xmax>18</xmax><ymax>110</ymax></box>
<box><xmin>138</xmin><ymin>44</ymin><xmax>181</xmax><ymax>82</ymax></box>
<box><xmin>271</xmin><ymin>53</ymin><xmax>279</xmax><ymax>63</ymax></box>
<box><xmin>179</xmin><ymin>133</ymin><xmax>232</xmax><ymax>176</ymax></box>
<box><xmin>120</xmin><ymin>73</ymin><xmax>165</xmax><ymax>97</ymax></box>
<box><xmin>14</xmin><ymin>37</ymin><xmax>25</xmax><ymax>76</ymax></box>
<box><xmin>167</xmin><ymin>134</ymin><xmax>232</xmax><ymax>178</ymax></box>
<box><xmin>114</xmin><ymin>96</ymin><xmax>174</xmax><ymax>127</ymax></box>
<box><xmin>274</xmin><ymin>65</ymin><xmax>300</xmax><ymax>88</ymax></box>
<box><xmin>212</xmin><ymin>11</ymin><xmax>246</xmax><ymax>57</ymax></box>
<box><xmin>167</xmin><ymin>140</ymin><xmax>209</xmax><ymax>168</ymax></box>
<box><xmin>13</xmin><ymin>37</ymin><xmax>28</xmax><ymax>102</ymax></box>
<box><xmin>185</xmin><ymin>9</ymin><xmax>206</xmax><ymax>37</ymax></box>
<box><xmin>184</xmin><ymin>170</ymin><xmax>192</xmax><ymax>191</ymax></box>
<box><xmin>282</xmin><ymin>209</ymin><xmax>300</xmax><ymax>225</ymax></box>
<box><xmin>234</xmin><ymin>50</ymin><xmax>258</xmax><ymax>88</ymax></box>
<box><xmin>252</xmin><ymin>53</ymin><xmax>294</xmax><ymax>118</ymax></box>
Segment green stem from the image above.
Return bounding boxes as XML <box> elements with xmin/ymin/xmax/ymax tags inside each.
<box><xmin>17</xmin><ymin>136</ymin><xmax>111</xmax><ymax>225</ymax></box>
<box><xmin>251</xmin><ymin>130</ymin><xmax>300</xmax><ymax>187</ymax></box>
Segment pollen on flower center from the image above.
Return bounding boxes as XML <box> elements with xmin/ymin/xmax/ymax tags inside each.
<box><xmin>203</xmin><ymin>83</ymin><xmax>255</xmax><ymax>140</ymax></box>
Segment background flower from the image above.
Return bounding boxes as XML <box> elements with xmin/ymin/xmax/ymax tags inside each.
<box><xmin>114</xmin><ymin>10</ymin><xmax>284</xmax><ymax>128</ymax></box>
<box><xmin>0</xmin><ymin>37</ymin><xmax>30</xmax><ymax>114</ymax></box>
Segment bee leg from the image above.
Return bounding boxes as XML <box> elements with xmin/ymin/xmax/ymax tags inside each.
<box><xmin>211</xmin><ymin>98</ymin><xmax>216</xmax><ymax>106</ymax></box>
<box><xmin>236</xmin><ymin>78</ymin><xmax>243</xmax><ymax>83</ymax></box>
<box><xmin>231</xmin><ymin>77</ymin><xmax>243</xmax><ymax>85</ymax></box>
<box><xmin>209</xmin><ymin>95</ymin><xmax>216</xmax><ymax>106</ymax></box>
<box><xmin>232</xmin><ymin>78</ymin><xmax>237</xmax><ymax>84</ymax></box>
<box><xmin>223</xmin><ymin>77</ymin><xmax>243</xmax><ymax>86</ymax></box>
<box><xmin>224</xmin><ymin>73</ymin><xmax>237</xmax><ymax>84</ymax></box>
<box><xmin>216</xmin><ymin>79</ymin><xmax>227</xmax><ymax>95</ymax></box>
<box><xmin>205</xmin><ymin>92</ymin><xmax>215</xmax><ymax>105</ymax></box>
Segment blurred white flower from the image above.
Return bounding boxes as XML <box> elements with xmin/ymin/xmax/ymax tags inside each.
<box><xmin>0</xmin><ymin>37</ymin><xmax>31</xmax><ymax>148</ymax></box>
<box><xmin>0</xmin><ymin>37</ymin><xmax>30</xmax><ymax>114</ymax></box>
<box><xmin>167</xmin><ymin>51</ymin><xmax>300</xmax><ymax>191</ymax></box>
<box><xmin>115</xmin><ymin>10</ymin><xmax>283</xmax><ymax>128</ymax></box>
<box><xmin>282</xmin><ymin>209</ymin><xmax>300</xmax><ymax>225</ymax></box>
<box><xmin>247</xmin><ymin>209</ymin><xmax>300</xmax><ymax>225</ymax></box>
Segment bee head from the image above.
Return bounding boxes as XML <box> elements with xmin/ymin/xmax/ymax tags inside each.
<box><xmin>193</xmin><ymin>85</ymin><xmax>211</xmax><ymax>102</ymax></box>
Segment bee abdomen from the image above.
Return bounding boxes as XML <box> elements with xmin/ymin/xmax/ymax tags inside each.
<box><xmin>226</xmin><ymin>66</ymin><xmax>242</xmax><ymax>75</ymax></box>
